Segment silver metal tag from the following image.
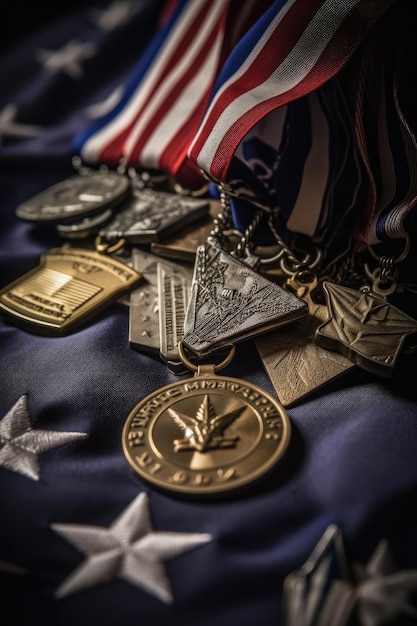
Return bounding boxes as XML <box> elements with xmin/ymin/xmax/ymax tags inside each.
<box><xmin>182</xmin><ymin>241</ymin><xmax>308</xmax><ymax>357</ymax></box>
<box><xmin>157</xmin><ymin>262</ymin><xmax>192</xmax><ymax>364</ymax></box>
<box><xmin>100</xmin><ymin>188</ymin><xmax>210</xmax><ymax>244</ymax></box>
<box><xmin>129</xmin><ymin>249</ymin><xmax>192</xmax><ymax>360</ymax></box>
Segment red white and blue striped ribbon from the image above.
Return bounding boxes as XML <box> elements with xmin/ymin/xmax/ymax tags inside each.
<box><xmin>188</xmin><ymin>0</ymin><xmax>397</xmax><ymax>183</ymax></box>
<box><xmin>353</xmin><ymin>10</ymin><xmax>417</xmax><ymax>253</ymax></box>
<box><xmin>74</xmin><ymin>0</ymin><xmax>272</xmax><ymax>190</ymax></box>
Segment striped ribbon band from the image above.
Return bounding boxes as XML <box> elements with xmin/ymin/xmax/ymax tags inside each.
<box><xmin>74</xmin><ymin>0</ymin><xmax>272</xmax><ymax>190</ymax></box>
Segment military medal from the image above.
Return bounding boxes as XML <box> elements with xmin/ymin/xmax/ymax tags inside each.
<box><xmin>315</xmin><ymin>280</ymin><xmax>417</xmax><ymax>377</ymax></box>
<box><xmin>122</xmin><ymin>342</ymin><xmax>291</xmax><ymax>498</ymax></box>
<box><xmin>256</xmin><ymin>274</ymin><xmax>355</xmax><ymax>406</ymax></box>
<box><xmin>0</xmin><ymin>246</ymin><xmax>141</xmax><ymax>335</ymax></box>
<box><xmin>182</xmin><ymin>239</ymin><xmax>308</xmax><ymax>358</ymax></box>
<box><xmin>15</xmin><ymin>169</ymin><xmax>131</xmax><ymax>224</ymax></box>
<box><xmin>98</xmin><ymin>187</ymin><xmax>210</xmax><ymax>244</ymax></box>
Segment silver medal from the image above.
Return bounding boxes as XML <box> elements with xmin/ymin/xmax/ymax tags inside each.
<box><xmin>99</xmin><ymin>187</ymin><xmax>210</xmax><ymax>244</ymax></box>
<box><xmin>15</xmin><ymin>171</ymin><xmax>131</xmax><ymax>224</ymax></box>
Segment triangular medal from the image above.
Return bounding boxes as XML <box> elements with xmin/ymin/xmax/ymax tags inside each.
<box><xmin>183</xmin><ymin>241</ymin><xmax>308</xmax><ymax>357</ymax></box>
<box><xmin>315</xmin><ymin>281</ymin><xmax>417</xmax><ymax>377</ymax></box>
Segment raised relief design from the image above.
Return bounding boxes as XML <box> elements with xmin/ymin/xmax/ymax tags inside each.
<box><xmin>256</xmin><ymin>277</ymin><xmax>354</xmax><ymax>406</ymax></box>
<box><xmin>315</xmin><ymin>281</ymin><xmax>417</xmax><ymax>376</ymax></box>
<box><xmin>169</xmin><ymin>395</ymin><xmax>243</xmax><ymax>452</ymax></box>
<box><xmin>0</xmin><ymin>247</ymin><xmax>141</xmax><ymax>334</ymax></box>
<box><xmin>183</xmin><ymin>241</ymin><xmax>308</xmax><ymax>356</ymax></box>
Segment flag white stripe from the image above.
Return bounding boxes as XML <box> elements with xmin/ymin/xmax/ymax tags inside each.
<box><xmin>125</xmin><ymin>0</ymin><xmax>227</xmax><ymax>161</ymax></box>
<box><xmin>138</xmin><ymin>34</ymin><xmax>224</xmax><ymax>167</ymax></box>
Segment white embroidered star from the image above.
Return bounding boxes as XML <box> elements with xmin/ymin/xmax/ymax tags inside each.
<box><xmin>93</xmin><ymin>0</ymin><xmax>135</xmax><ymax>31</ymax></box>
<box><xmin>85</xmin><ymin>86</ymin><xmax>124</xmax><ymax>119</ymax></box>
<box><xmin>36</xmin><ymin>40</ymin><xmax>96</xmax><ymax>79</ymax></box>
<box><xmin>0</xmin><ymin>104</ymin><xmax>41</xmax><ymax>142</ymax></box>
<box><xmin>0</xmin><ymin>395</ymin><xmax>87</xmax><ymax>480</ymax></box>
<box><xmin>51</xmin><ymin>492</ymin><xmax>212</xmax><ymax>603</ymax></box>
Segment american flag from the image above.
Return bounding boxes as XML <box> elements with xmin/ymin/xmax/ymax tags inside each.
<box><xmin>1</xmin><ymin>2</ymin><xmax>417</xmax><ymax>625</ymax></box>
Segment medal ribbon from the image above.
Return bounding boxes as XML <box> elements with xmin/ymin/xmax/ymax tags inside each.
<box><xmin>187</xmin><ymin>0</ymin><xmax>399</xmax><ymax>248</ymax></box>
<box><xmin>74</xmin><ymin>0</ymin><xmax>272</xmax><ymax>190</ymax></box>
<box><xmin>353</xmin><ymin>5</ymin><xmax>416</xmax><ymax>252</ymax></box>
<box><xmin>188</xmin><ymin>0</ymin><xmax>397</xmax><ymax>182</ymax></box>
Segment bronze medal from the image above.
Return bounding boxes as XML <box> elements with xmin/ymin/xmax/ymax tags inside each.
<box><xmin>122</xmin><ymin>344</ymin><xmax>291</xmax><ymax>498</ymax></box>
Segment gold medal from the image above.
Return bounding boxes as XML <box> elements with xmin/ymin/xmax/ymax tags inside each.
<box><xmin>0</xmin><ymin>245</ymin><xmax>141</xmax><ymax>335</ymax></box>
<box><xmin>122</xmin><ymin>342</ymin><xmax>291</xmax><ymax>498</ymax></box>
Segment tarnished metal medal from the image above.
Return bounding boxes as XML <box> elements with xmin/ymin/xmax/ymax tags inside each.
<box><xmin>315</xmin><ymin>281</ymin><xmax>417</xmax><ymax>377</ymax></box>
<box><xmin>0</xmin><ymin>246</ymin><xmax>141</xmax><ymax>335</ymax></box>
<box><xmin>182</xmin><ymin>240</ymin><xmax>308</xmax><ymax>357</ymax></box>
<box><xmin>256</xmin><ymin>275</ymin><xmax>355</xmax><ymax>406</ymax></box>
<box><xmin>122</xmin><ymin>342</ymin><xmax>291</xmax><ymax>498</ymax></box>
<box><xmin>99</xmin><ymin>187</ymin><xmax>210</xmax><ymax>244</ymax></box>
<box><xmin>15</xmin><ymin>170</ymin><xmax>131</xmax><ymax>224</ymax></box>
<box><xmin>157</xmin><ymin>262</ymin><xmax>192</xmax><ymax>365</ymax></box>
<box><xmin>128</xmin><ymin>249</ymin><xmax>192</xmax><ymax>361</ymax></box>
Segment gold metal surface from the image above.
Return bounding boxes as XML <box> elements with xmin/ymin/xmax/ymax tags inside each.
<box><xmin>256</xmin><ymin>276</ymin><xmax>355</xmax><ymax>406</ymax></box>
<box><xmin>0</xmin><ymin>247</ymin><xmax>141</xmax><ymax>335</ymax></box>
<box><xmin>122</xmin><ymin>364</ymin><xmax>291</xmax><ymax>498</ymax></box>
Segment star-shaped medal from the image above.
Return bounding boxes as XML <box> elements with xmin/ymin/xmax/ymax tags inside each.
<box><xmin>0</xmin><ymin>395</ymin><xmax>87</xmax><ymax>480</ymax></box>
<box><xmin>283</xmin><ymin>524</ymin><xmax>417</xmax><ymax>625</ymax></box>
<box><xmin>51</xmin><ymin>492</ymin><xmax>212</xmax><ymax>603</ymax></box>
<box><xmin>315</xmin><ymin>281</ymin><xmax>417</xmax><ymax>377</ymax></box>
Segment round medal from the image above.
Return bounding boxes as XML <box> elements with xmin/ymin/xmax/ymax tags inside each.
<box><xmin>15</xmin><ymin>171</ymin><xmax>131</xmax><ymax>224</ymax></box>
<box><xmin>122</xmin><ymin>361</ymin><xmax>291</xmax><ymax>498</ymax></box>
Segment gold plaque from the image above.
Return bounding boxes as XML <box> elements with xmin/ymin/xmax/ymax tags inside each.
<box><xmin>122</xmin><ymin>364</ymin><xmax>291</xmax><ymax>498</ymax></box>
<box><xmin>0</xmin><ymin>247</ymin><xmax>141</xmax><ymax>335</ymax></box>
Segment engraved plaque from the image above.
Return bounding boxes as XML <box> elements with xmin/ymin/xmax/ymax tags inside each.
<box><xmin>129</xmin><ymin>248</ymin><xmax>192</xmax><ymax>356</ymax></box>
<box><xmin>0</xmin><ymin>247</ymin><xmax>141</xmax><ymax>335</ymax></box>
<box><xmin>183</xmin><ymin>241</ymin><xmax>308</xmax><ymax>357</ymax></box>
<box><xmin>157</xmin><ymin>262</ymin><xmax>192</xmax><ymax>362</ymax></box>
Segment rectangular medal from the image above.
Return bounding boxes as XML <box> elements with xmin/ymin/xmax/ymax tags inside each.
<box><xmin>0</xmin><ymin>247</ymin><xmax>142</xmax><ymax>335</ymax></box>
<box><xmin>157</xmin><ymin>261</ymin><xmax>192</xmax><ymax>364</ymax></box>
<box><xmin>255</xmin><ymin>277</ymin><xmax>355</xmax><ymax>406</ymax></box>
<box><xmin>129</xmin><ymin>248</ymin><xmax>192</xmax><ymax>358</ymax></box>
